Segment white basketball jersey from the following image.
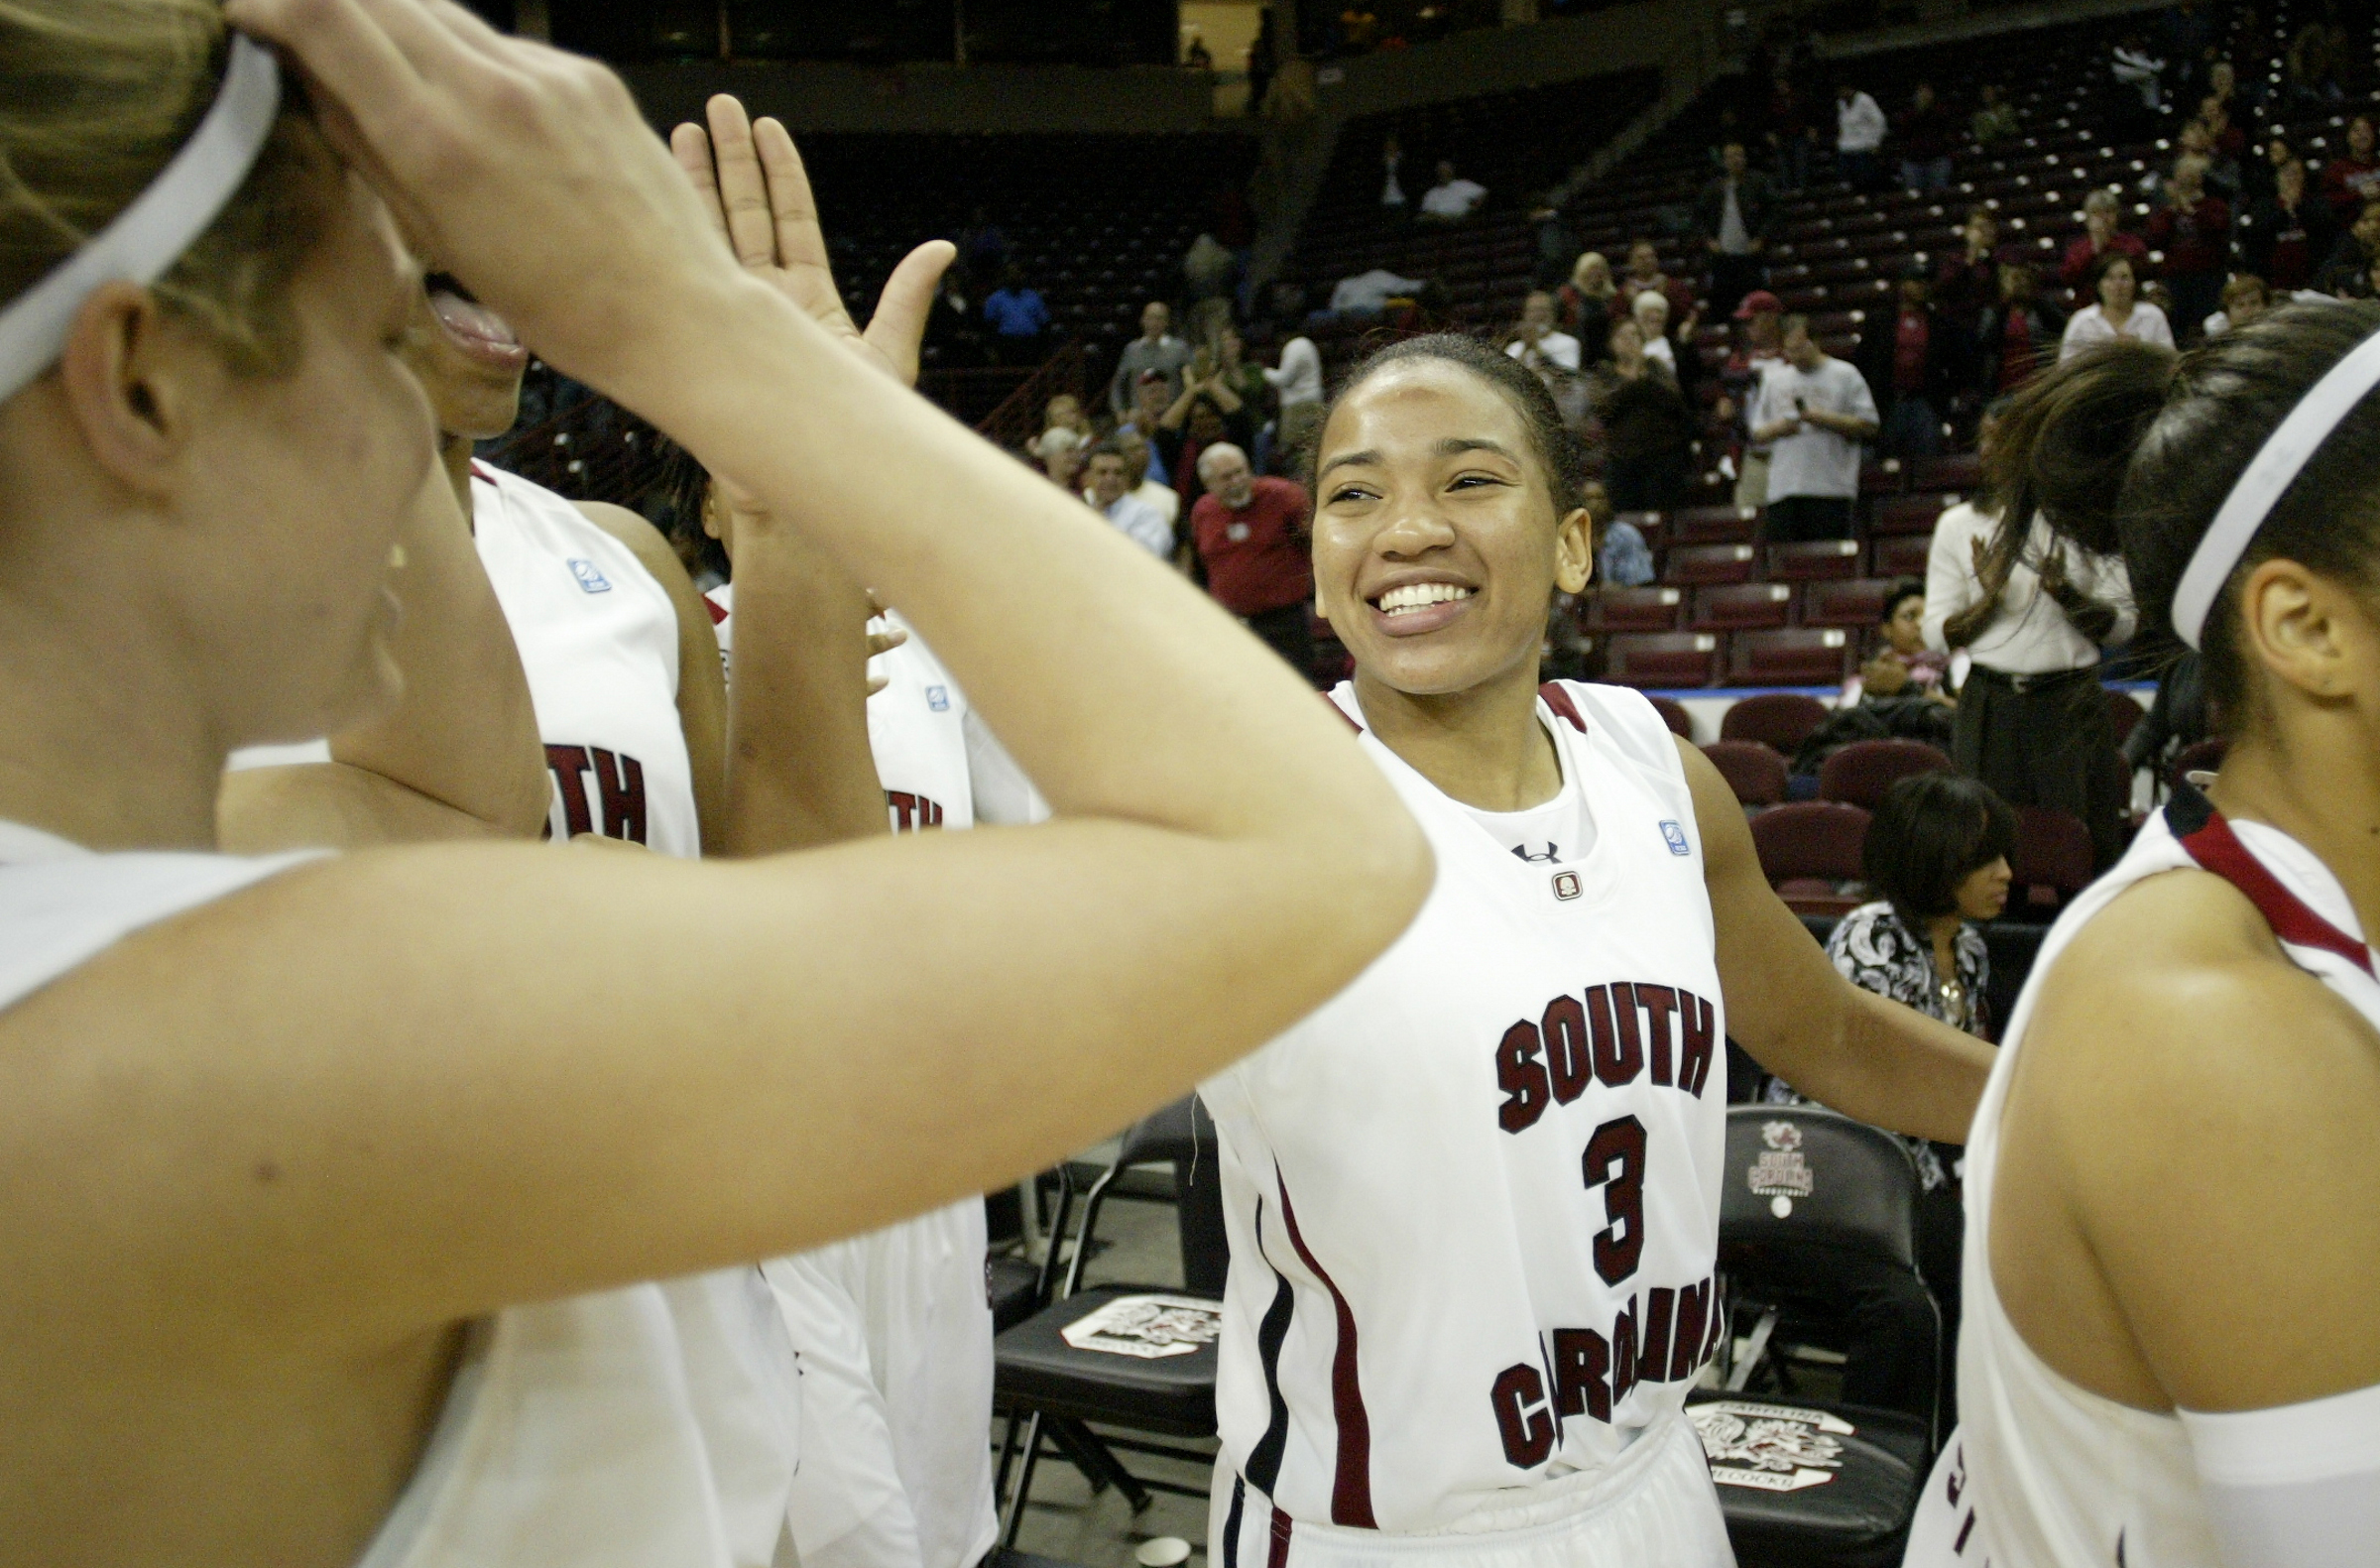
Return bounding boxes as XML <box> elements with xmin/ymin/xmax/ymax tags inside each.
<box><xmin>704</xmin><ymin>588</ymin><xmax>1046</xmax><ymax>832</ymax></box>
<box><xmin>1906</xmin><ymin>792</ymin><xmax>2380</xmax><ymax>1568</ymax></box>
<box><xmin>1201</xmin><ymin>680</ymin><xmax>1728</xmax><ymax>1535</ymax></box>
<box><xmin>0</xmin><ymin>824</ymin><xmax>796</xmax><ymax>1568</ymax></box>
<box><xmin>473</xmin><ymin>463</ymin><xmax>700</xmax><ymax>856</ymax></box>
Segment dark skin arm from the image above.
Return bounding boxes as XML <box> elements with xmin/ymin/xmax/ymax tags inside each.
<box><xmin>1677</xmin><ymin>736</ymin><xmax>1994</xmax><ymax>1142</ymax></box>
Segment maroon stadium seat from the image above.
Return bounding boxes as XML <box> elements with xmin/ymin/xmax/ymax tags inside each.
<box><xmin>1729</xmin><ymin>628</ymin><xmax>1854</xmax><ymax>687</ymax></box>
<box><xmin>2104</xmin><ymin>688</ymin><xmax>2145</xmax><ymax>749</ymax></box>
<box><xmin>1584</xmin><ymin>585</ymin><xmax>1686</xmax><ymax>633</ymax></box>
<box><xmin>1703</xmin><ymin>741</ymin><xmax>1789</xmax><ymax>807</ymax></box>
<box><xmin>1801</xmin><ymin>577</ymin><xmax>1896</xmax><ymax>630</ymax></box>
<box><xmin>1605</xmin><ymin>632</ymin><xmax>1723</xmax><ymax>689</ymax></box>
<box><xmin>1871</xmin><ymin>493</ymin><xmax>1961</xmax><ymax>538</ymax></box>
<box><xmin>1817</xmin><ymin>739</ymin><xmax>1953</xmax><ymax>810</ymax></box>
<box><xmin>1910</xmin><ymin>452</ymin><xmax>1984</xmax><ymax>492</ymax></box>
<box><xmin>1870</xmin><ymin>536</ymin><xmax>1933</xmax><ymax>578</ymax></box>
<box><xmin>1649</xmin><ymin>695</ymin><xmax>1697</xmax><ymax>740</ymax></box>
<box><xmin>1693</xmin><ymin>582</ymin><xmax>1795</xmax><ymax>632</ymax></box>
<box><xmin>1859</xmin><ymin>458</ymin><xmax>1906</xmax><ymax>496</ymax></box>
<box><xmin>1667</xmin><ymin>504</ymin><xmax>1762</xmax><ymax>546</ymax></box>
<box><xmin>1767</xmin><ymin>540</ymin><xmax>1864</xmax><ymax>582</ymax></box>
<box><xmin>1720</xmin><ymin>691</ymin><xmax>1832</xmax><ymax>753</ymax></box>
<box><xmin>1665</xmin><ymin>544</ymin><xmax>1759</xmax><ymax>587</ymax></box>
<box><xmin>1750</xmin><ymin>801</ymin><xmax>1871</xmax><ymax>916</ymax></box>
<box><xmin>1610</xmin><ymin>509</ymin><xmax>1668</xmax><ymax>549</ymax></box>
<box><xmin>2010</xmin><ymin>805</ymin><xmax>2095</xmax><ymax>911</ymax></box>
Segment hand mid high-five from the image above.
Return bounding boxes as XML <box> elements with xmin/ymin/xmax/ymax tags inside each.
<box><xmin>671</xmin><ymin>95</ymin><xmax>952</xmax><ymax>390</ymax></box>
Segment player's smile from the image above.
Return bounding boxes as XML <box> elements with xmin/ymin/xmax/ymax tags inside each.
<box><xmin>1366</xmin><ymin>571</ymin><xmax>1481</xmax><ymax>638</ymax></box>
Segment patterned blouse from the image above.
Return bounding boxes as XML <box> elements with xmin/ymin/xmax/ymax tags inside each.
<box><xmin>1763</xmin><ymin>901</ymin><xmax>1990</xmax><ymax>1190</ymax></box>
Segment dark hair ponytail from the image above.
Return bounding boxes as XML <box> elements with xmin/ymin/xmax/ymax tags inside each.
<box><xmin>1994</xmin><ymin>302</ymin><xmax>2380</xmax><ymax>728</ymax></box>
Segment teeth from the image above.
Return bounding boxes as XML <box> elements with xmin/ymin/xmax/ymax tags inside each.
<box><xmin>1376</xmin><ymin>582</ymin><xmax>1475</xmax><ymax>614</ymax></box>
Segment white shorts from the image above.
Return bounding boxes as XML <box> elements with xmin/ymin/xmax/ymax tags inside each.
<box><xmin>1208</xmin><ymin>1411</ymin><xmax>1735</xmax><ymax>1568</ymax></box>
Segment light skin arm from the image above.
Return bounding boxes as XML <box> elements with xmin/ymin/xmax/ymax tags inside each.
<box><xmin>1676</xmin><ymin>737</ymin><xmax>1994</xmax><ymax>1142</ymax></box>
<box><xmin>109</xmin><ymin>0</ymin><xmax>1434</xmax><ymax>1338</ymax></box>
<box><xmin>216</xmin><ymin>462</ymin><xmax>548</xmax><ymax>850</ymax></box>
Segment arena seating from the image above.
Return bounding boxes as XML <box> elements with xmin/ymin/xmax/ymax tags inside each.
<box><xmin>1750</xmin><ymin>800</ymin><xmax>1871</xmax><ymax>915</ymax></box>
<box><xmin>1816</xmin><ymin>738</ymin><xmax>1953</xmax><ymax>811</ymax></box>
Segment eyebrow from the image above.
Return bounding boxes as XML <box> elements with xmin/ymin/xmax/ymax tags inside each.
<box><xmin>1317</xmin><ymin>436</ymin><xmax>1521</xmax><ymax>481</ymax></box>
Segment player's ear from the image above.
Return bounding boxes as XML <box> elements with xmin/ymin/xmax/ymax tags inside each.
<box><xmin>56</xmin><ymin>282</ymin><xmax>207</xmax><ymax>500</ymax></box>
<box><xmin>1553</xmin><ymin>507</ymin><xmax>1593</xmax><ymax>596</ymax></box>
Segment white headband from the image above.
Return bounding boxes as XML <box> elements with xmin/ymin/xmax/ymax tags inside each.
<box><xmin>0</xmin><ymin>34</ymin><xmax>282</xmax><ymax>406</ymax></box>
<box><xmin>2172</xmin><ymin>322</ymin><xmax>2380</xmax><ymax>650</ymax></box>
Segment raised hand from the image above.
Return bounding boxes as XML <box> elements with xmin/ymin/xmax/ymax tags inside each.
<box><xmin>671</xmin><ymin>95</ymin><xmax>952</xmax><ymax>389</ymax></box>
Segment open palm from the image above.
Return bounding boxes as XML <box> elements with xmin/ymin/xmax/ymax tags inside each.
<box><xmin>671</xmin><ymin>95</ymin><xmax>953</xmax><ymax>389</ymax></box>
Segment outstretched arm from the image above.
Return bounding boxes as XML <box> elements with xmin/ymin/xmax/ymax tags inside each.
<box><xmin>217</xmin><ymin>463</ymin><xmax>548</xmax><ymax>850</ymax></box>
<box><xmin>1678</xmin><ymin>737</ymin><xmax>1993</xmax><ymax>1142</ymax></box>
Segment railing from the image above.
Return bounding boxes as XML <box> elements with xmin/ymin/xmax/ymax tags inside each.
<box><xmin>974</xmin><ymin>340</ymin><xmax>1090</xmax><ymax>451</ymax></box>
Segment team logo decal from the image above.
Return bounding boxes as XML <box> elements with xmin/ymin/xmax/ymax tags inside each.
<box><xmin>567</xmin><ymin>558</ymin><xmax>613</xmax><ymax>594</ymax></box>
<box><xmin>1551</xmin><ymin>870</ymin><xmax>1583</xmax><ymax>901</ymax></box>
<box><xmin>1659</xmin><ymin>819</ymin><xmax>1691</xmax><ymax>856</ymax></box>
<box><xmin>1689</xmin><ymin>1400</ymin><xmax>1850</xmax><ymax>1492</ymax></box>
<box><xmin>1750</xmin><ymin>1121</ymin><xmax>1814</xmax><ymax>1216</ymax></box>
<box><xmin>925</xmin><ymin>684</ymin><xmax>951</xmax><ymax>712</ymax></box>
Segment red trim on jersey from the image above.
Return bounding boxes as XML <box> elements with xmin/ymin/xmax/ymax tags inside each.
<box><xmin>1538</xmin><ymin>681</ymin><xmax>1589</xmax><ymax>734</ymax></box>
<box><xmin>1266</xmin><ymin>1501</ymin><xmax>1294</xmax><ymax>1568</ymax></box>
<box><xmin>2174</xmin><ymin>802</ymin><xmax>2375</xmax><ymax>977</ymax></box>
<box><xmin>470</xmin><ymin>459</ymin><xmax>496</xmax><ymax>482</ymax></box>
<box><xmin>703</xmin><ymin>593</ymin><xmax>730</xmax><ymax>626</ymax></box>
<box><xmin>1275</xmin><ymin>1170</ymin><xmax>1376</xmax><ymax>1528</ymax></box>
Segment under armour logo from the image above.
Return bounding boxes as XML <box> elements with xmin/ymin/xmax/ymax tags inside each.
<box><xmin>1510</xmin><ymin>842</ymin><xmax>1562</xmax><ymax>865</ymax></box>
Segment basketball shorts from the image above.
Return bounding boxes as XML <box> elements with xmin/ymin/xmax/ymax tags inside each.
<box><xmin>1208</xmin><ymin>1410</ymin><xmax>1735</xmax><ymax>1568</ymax></box>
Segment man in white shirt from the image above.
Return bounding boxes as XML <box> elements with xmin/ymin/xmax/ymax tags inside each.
<box><xmin>1329</xmin><ymin>267</ymin><xmax>1426</xmax><ymax>315</ymax></box>
<box><xmin>1419</xmin><ymin>160</ymin><xmax>1488</xmax><ymax>220</ymax></box>
<box><xmin>1925</xmin><ymin>478</ymin><xmax>2137</xmax><ymax>869</ymax></box>
<box><xmin>1837</xmin><ymin>83</ymin><xmax>1887</xmax><ymax>192</ymax></box>
<box><xmin>1084</xmin><ymin>441</ymin><xmax>1175</xmax><ymax>559</ymax></box>
<box><xmin>1263</xmin><ymin>332</ymin><xmax>1325</xmax><ymax>471</ymax></box>
<box><xmin>1110</xmin><ymin>428</ymin><xmax>1180</xmax><ymax>535</ymax></box>
<box><xmin>1749</xmin><ymin>314</ymin><xmax>1879</xmax><ymax>541</ymax></box>
<box><xmin>1503</xmin><ymin>290</ymin><xmax>1582</xmax><ymax>374</ymax></box>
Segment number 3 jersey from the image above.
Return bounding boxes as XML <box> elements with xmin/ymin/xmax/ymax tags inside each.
<box><xmin>1200</xmin><ymin>680</ymin><xmax>1728</xmax><ymax>1532</ymax></box>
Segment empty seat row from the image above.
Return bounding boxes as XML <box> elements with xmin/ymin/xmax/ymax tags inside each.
<box><xmin>1593</xmin><ymin>628</ymin><xmax>1856</xmax><ymax>690</ymax></box>
<box><xmin>1587</xmin><ymin>578</ymin><xmax>1900</xmax><ymax>635</ymax></box>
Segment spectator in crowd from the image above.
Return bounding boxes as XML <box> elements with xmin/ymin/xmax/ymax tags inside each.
<box><xmin>2202</xmin><ymin>273</ymin><xmax>2270</xmax><ymax>337</ymax></box>
<box><xmin>1084</xmin><ymin>440</ymin><xmax>1175</xmax><ymax>558</ymax></box>
<box><xmin>1041</xmin><ymin>392</ymin><xmax>1095</xmax><ymax>448</ymax></box>
<box><xmin>2144</xmin><ymin>155</ymin><xmax>2229</xmax><ymax>338</ymax></box>
<box><xmin>1108</xmin><ymin>301</ymin><xmax>1192</xmax><ymax>418</ymax></box>
<box><xmin>1187</xmin><ymin>444</ymin><xmax>1314</xmax><ymax>677</ymax></box>
<box><xmin>1118</xmin><ymin>371</ymin><xmax>1177</xmax><ymax>485</ymax></box>
<box><xmin>1927</xmin><ymin>423</ymin><xmax>2136</xmax><ymax>870</ymax></box>
<box><xmin>1555</xmin><ymin>250</ymin><xmax>1618</xmax><ymax>347</ymax></box>
<box><xmin>2242</xmin><ymin>158</ymin><xmax>2333</xmax><ymax>294</ymax></box>
<box><xmin>2240</xmin><ymin>128</ymin><xmax>2293</xmax><ymax>209</ymax></box>
<box><xmin>2284</xmin><ymin>11</ymin><xmax>2350</xmax><ymax>106</ymax></box>
<box><xmin>1762</xmin><ymin>771</ymin><xmax>2012</xmax><ymax>1423</ymax></box>
<box><xmin>1842</xmin><ymin>579</ymin><xmax>1954</xmax><ymax>705</ymax></box>
<box><xmin>1262</xmin><ymin>328</ymin><xmax>1325</xmax><ymax>474</ymax></box>
<box><xmin>1157</xmin><ymin>374</ymin><xmax>1257</xmax><ymax>516</ymax></box>
<box><xmin>1765</xmin><ymin>71</ymin><xmax>1819</xmax><ymax>192</ymax></box>
<box><xmin>1596</xmin><ymin>483</ymin><xmax>1659</xmax><ymax>587</ymax></box>
<box><xmin>1621</xmin><ymin>237</ymin><xmax>1698</xmax><ymax>326</ymax></box>
<box><xmin>2196</xmin><ymin>95</ymin><xmax>2245</xmax><ymax>193</ymax></box>
<box><xmin>1504</xmin><ymin>289</ymin><xmax>1583</xmax><ymax>374</ymax></box>
<box><xmin>2110</xmin><ymin>33</ymin><xmax>2167</xmax><ymax>128</ymax></box>
<box><xmin>1031</xmin><ymin>425</ymin><xmax>1087</xmax><ymax>493</ymax></box>
<box><xmin>2317</xmin><ymin>199</ymin><xmax>2380</xmax><ymax>297</ymax></box>
<box><xmin>1718</xmin><ymin>289</ymin><xmax>1787</xmax><ymax>506</ymax></box>
<box><xmin>1854</xmin><ymin>266</ymin><xmax>1958</xmax><ymax>459</ymax></box>
<box><xmin>1837</xmin><ymin>80</ymin><xmax>1889</xmax><ymax>192</ymax></box>
<box><xmin>1630</xmin><ymin>288</ymin><xmax>1679</xmax><ymax>374</ymax></box>
<box><xmin>1105</xmin><ymin>428</ymin><xmax>1181</xmax><ymax>540</ymax></box>
<box><xmin>1696</xmin><ymin>139</ymin><xmax>1776</xmax><ymax>320</ymax></box>
<box><xmin>1379</xmin><ymin>134</ymin><xmax>1406</xmax><ymax>208</ymax></box>
<box><xmin>1897</xmin><ymin>81</ymin><xmax>1955</xmax><ymax>194</ymax></box>
<box><xmin>1329</xmin><ymin>266</ymin><xmax>1427</xmax><ymax>315</ymax></box>
<box><xmin>2059</xmin><ymin>188</ymin><xmax>2152</xmax><ymax>307</ymax></box>
<box><xmin>2157</xmin><ymin>117</ymin><xmax>2234</xmax><ymax>204</ymax></box>
<box><xmin>1936</xmin><ymin>207</ymin><xmax>2011</xmax><ymax>337</ymax></box>
<box><xmin>1214</xmin><ymin>325</ymin><xmax>1269</xmax><ymax>412</ymax></box>
<box><xmin>1418</xmin><ymin>159</ymin><xmax>1488</xmax><ymax>221</ymax></box>
<box><xmin>1969</xmin><ymin>82</ymin><xmax>2018</xmax><ymax>154</ymax></box>
<box><xmin>1590</xmin><ymin>318</ymin><xmax>1699</xmax><ymax>513</ymax></box>
<box><xmin>1248</xmin><ymin>6</ymin><xmax>1277</xmax><ymax>110</ymax></box>
<box><xmin>1751</xmin><ymin>313</ymin><xmax>1880</xmax><ymax>541</ymax></box>
<box><xmin>1182</xmin><ymin>31</ymin><xmax>1212</xmax><ymax>68</ymax></box>
<box><xmin>2322</xmin><ymin>115</ymin><xmax>2380</xmax><ymax>225</ymax></box>
<box><xmin>1530</xmin><ymin>203</ymin><xmax>1578</xmax><ymax>290</ymax></box>
<box><xmin>922</xmin><ymin>266</ymin><xmax>985</xmax><ymax>369</ymax></box>
<box><xmin>2060</xmin><ymin>252</ymin><xmax>2172</xmax><ymax>359</ymax></box>
<box><xmin>981</xmin><ymin>265</ymin><xmax>1050</xmax><ymax>366</ymax></box>
<box><xmin>1183</xmin><ymin>232</ymin><xmax>1237</xmax><ymax>312</ymax></box>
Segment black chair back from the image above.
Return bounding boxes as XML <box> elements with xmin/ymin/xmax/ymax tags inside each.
<box><xmin>1720</xmin><ymin>1106</ymin><xmax>1922</xmax><ymax>1272</ymax></box>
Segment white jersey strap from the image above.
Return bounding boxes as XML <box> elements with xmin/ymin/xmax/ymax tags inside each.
<box><xmin>2180</xmin><ymin>1384</ymin><xmax>2380</xmax><ymax>1568</ymax></box>
<box><xmin>0</xmin><ymin>35</ymin><xmax>282</xmax><ymax>404</ymax></box>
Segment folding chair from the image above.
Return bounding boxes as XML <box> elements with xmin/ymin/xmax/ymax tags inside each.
<box><xmin>994</xmin><ymin>1097</ymin><xmax>1223</xmax><ymax>1541</ymax></box>
<box><xmin>1691</xmin><ymin>1106</ymin><xmax>1938</xmax><ymax>1568</ymax></box>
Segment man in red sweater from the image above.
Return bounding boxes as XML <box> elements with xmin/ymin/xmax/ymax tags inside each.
<box><xmin>1190</xmin><ymin>443</ymin><xmax>1315</xmax><ymax>681</ymax></box>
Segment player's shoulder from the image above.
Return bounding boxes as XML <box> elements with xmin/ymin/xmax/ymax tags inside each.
<box><xmin>1542</xmin><ymin>680</ymin><xmax>1680</xmax><ymax>768</ymax></box>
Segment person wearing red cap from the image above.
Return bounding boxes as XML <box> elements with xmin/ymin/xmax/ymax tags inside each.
<box><xmin>1720</xmin><ymin>291</ymin><xmax>1786</xmax><ymax>505</ymax></box>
